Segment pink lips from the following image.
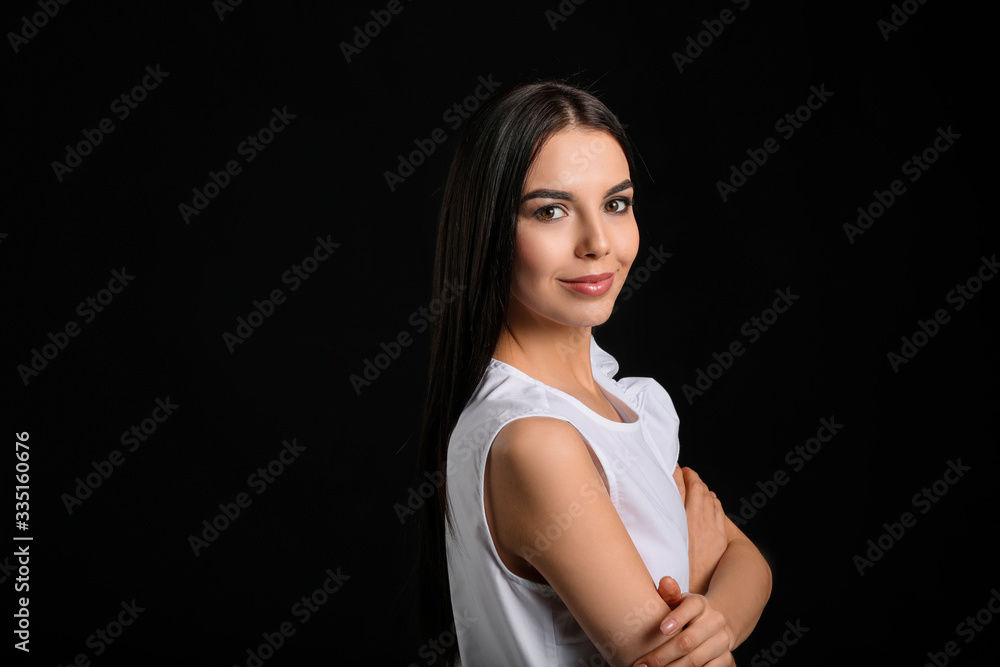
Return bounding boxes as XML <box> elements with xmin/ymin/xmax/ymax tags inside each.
<box><xmin>558</xmin><ymin>272</ymin><xmax>615</xmax><ymax>296</ymax></box>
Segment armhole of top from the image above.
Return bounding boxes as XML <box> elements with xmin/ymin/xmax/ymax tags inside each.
<box><xmin>479</xmin><ymin>414</ymin><xmax>615</xmax><ymax>594</ymax></box>
<box><xmin>480</xmin><ymin>413</ymin><xmax>560</xmax><ymax>594</ymax></box>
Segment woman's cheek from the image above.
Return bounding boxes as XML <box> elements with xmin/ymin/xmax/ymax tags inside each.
<box><xmin>516</xmin><ymin>228</ymin><xmax>556</xmax><ymax>277</ymax></box>
<box><xmin>619</xmin><ymin>220</ymin><xmax>640</xmax><ymax>273</ymax></box>
<box><xmin>512</xmin><ymin>228</ymin><xmax>549</xmax><ymax>295</ymax></box>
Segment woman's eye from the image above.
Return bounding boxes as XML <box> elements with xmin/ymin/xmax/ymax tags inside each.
<box><xmin>605</xmin><ymin>197</ymin><xmax>633</xmax><ymax>213</ymax></box>
<box><xmin>536</xmin><ymin>205</ymin><xmax>567</xmax><ymax>220</ymax></box>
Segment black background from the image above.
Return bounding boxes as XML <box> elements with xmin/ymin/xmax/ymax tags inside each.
<box><xmin>4</xmin><ymin>0</ymin><xmax>997</xmax><ymax>665</ymax></box>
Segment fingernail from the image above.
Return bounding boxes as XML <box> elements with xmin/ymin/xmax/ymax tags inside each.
<box><xmin>661</xmin><ymin>619</ymin><xmax>678</xmax><ymax>635</ymax></box>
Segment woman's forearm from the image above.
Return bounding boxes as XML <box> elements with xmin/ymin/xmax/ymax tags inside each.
<box><xmin>704</xmin><ymin>536</ymin><xmax>772</xmax><ymax>649</ymax></box>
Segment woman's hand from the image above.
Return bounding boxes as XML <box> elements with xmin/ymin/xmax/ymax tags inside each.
<box><xmin>632</xmin><ymin>576</ymin><xmax>735</xmax><ymax>667</ymax></box>
<box><xmin>674</xmin><ymin>465</ymin><xmax>728</xmax><ymax>594</ymax></box>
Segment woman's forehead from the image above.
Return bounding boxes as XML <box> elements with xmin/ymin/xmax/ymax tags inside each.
<box><xmin>524</xmin><ymin>128</ymin><xmax>629</xmax><ymax>191</ymax></box>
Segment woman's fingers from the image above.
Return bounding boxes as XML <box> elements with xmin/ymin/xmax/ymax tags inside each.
<box><xmin>682</xmin><ymin>465</ymin><xmax>730</xmax><ymax>594</ymax></box>
<box><xmin>683</xmin><ymin>468</ymin><xmax>706</xmax><ymax>510</ymax></box>
<box><xmin>657</xmin><ymin>575</ymin><xmax>685</xmax><ymax>610</ymax></box>
<box><xmin>633</xmin><ymin>595</ymin><xmax>731</xmax><ymax>667</ymax></box>
<box><xmin>682</xmin><ymin>467</ymin><xmax>711</xmax><ymax>498</ymax></box>
<box><xmin>703</xmin><ymin>654</ymin><xmax>737</xmax><ymax>667</ymax></box>
<box><xmin>672</xmin><ymin>464</ymin><xmax>686</xmax><ymax>504</ymax></box>
<box><xmin>658</xmin><ymin>593</ymin><xmax>707</xmax><ymax>635</ymax></box>
<box><xmin>662</xmin><ymin>631</ymin><xmax>733</xmax><ymax>667</ymax></box>
<box><xmin>664</xmin><ymin>630</ymin><xmax>731</xmax><ymax>667</ymax></box>
<box><xmin>713</xmin><ymin>492</ymin><xmax>726</xmax><ymax>525</ymax></box>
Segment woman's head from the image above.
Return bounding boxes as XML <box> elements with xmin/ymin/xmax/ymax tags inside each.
<box><xmin>415</xmin><ymin>80</ymin><xmax>637</xmax><ymax>665</ymax></box>
<box><xmin>509</xmin><ymin>125</ymin><xmax>639</xmax><ymax>333</ymax></box>
<box><xmin>433</xmin><ymin>81</ymin><xmax>638</xmax><ymax>340</ymax></box>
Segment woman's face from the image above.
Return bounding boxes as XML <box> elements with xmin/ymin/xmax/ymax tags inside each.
<box><xmin>510</xmin><ymin>127</ymin><xmax>639</xmax><ymax>330</ymax></box>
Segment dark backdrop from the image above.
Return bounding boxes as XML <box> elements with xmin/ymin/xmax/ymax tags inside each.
<box><xmin>5</xmin><ymin>1</ymin><xmax>997</xmax><ymax>665</ymax></box>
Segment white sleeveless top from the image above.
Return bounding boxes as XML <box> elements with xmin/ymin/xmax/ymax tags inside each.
<box><xmin>445</xmin><ymin>336</ymin><xmax>689</xmax><ymax>666</ymax></box>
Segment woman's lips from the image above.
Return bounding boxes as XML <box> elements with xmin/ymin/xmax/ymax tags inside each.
<box><xmin>558</xmin><ymin>272</ymin><xmax>615</xmax><ymax>296</ymax></box>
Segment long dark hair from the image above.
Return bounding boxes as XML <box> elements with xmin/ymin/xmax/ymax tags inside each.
<box><xmin>414</xmin><ymin>79</ymin><xmax>638</xmax><ymax>665</ymax></box>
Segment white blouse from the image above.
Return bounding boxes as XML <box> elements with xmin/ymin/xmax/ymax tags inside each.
<box><xmin>445</xmin><ymin>335</ymin><xmax>689</xmax><ymax>666</ymax></box>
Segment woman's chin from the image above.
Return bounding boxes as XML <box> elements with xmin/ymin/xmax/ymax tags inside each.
<box><xmin>562</xmin><ymin>303</ymin><xmax>618</xmax><ymax>328</ymax></box>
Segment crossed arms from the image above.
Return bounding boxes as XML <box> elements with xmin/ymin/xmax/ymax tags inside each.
<box><xmin>485</xmin><ymin>417</ymin><xmax>772</xmax><ymax>667</ymax></box>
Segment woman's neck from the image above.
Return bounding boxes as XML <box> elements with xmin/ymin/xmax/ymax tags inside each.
<box><xmin>492</xmin><ymin>318</ymin><xmax>597</xmax><ymax>396</ymax></box>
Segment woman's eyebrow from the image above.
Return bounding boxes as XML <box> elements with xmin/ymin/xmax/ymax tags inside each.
<box><xmin>520</xmin><ymin>179</ymin><xmax>633</xmax><ymax>204</ymax></box>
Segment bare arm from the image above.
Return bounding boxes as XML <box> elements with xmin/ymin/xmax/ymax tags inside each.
<box><xmin>675</xmin><ymin>466</ymin><xmax>772</xmax><ymax>648</ymax></box>
<box><xmin>487</xmin><ymin>417</ymin><xmax>695</xmax><ymax>667</ymax></box>
<box><xmin>632</xmin><ymin>468</ymin><xmax>772</xmax><ymax>666</ymax></box>
<box><xmin>704</xmin><ymin>517</ymin><xmax>772</xmax><ymax>649</ymax></box>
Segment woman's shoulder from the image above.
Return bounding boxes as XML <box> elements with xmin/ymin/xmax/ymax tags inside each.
<box><xmin>472</xmin><ymin>359</ymin><xmax>553</xmax><ymax>407</ymax></box>
<box><xmin>452</xmin><ymin>363</ymin><xmax>557</xmax><ymax>439</ymax></box>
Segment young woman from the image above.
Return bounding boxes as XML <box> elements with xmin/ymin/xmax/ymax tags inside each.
<box><xmin>415</xmin><ymin>81</ymin><xmax>771</xmax><ymax>666</ymax></box>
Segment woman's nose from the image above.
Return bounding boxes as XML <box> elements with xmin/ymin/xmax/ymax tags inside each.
<box><xmin>575</xmin><ymin>210</ymin><xmax>611</xmax><ymax>258</ymax></box>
